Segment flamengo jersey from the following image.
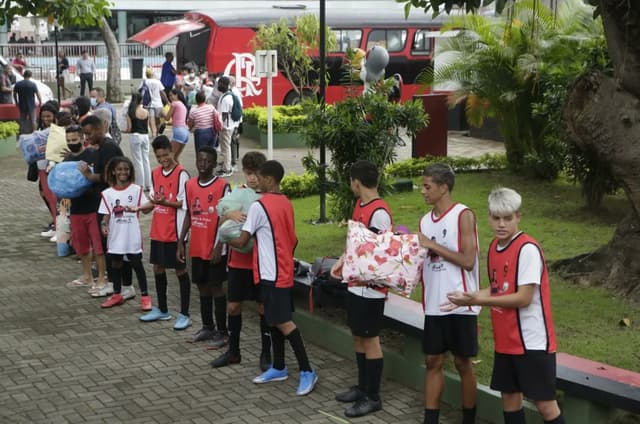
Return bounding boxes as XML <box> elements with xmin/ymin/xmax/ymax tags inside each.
<box><xmin>98</xmin><ymin>184</ymin><xmax>144</xmax><ymax>254</ymax></box>
<box><xmin>420</xmin><ymin>203</ymin><xmax>480</xmax><ymax>316</ymax></box>
<box><xmin>242</xmin><ymin>192</ymin><xmax>297</xmax><ymax>288</ymax></box>
<box><xmin>350</xmin><ymin>197</ymin><xmax>393</xmax><ymax>299</ymax></box>
<box><xmin>488</xmin><ymin>233</ymin><xmax>557</xmax><ymax>354</ymax></box>
<box><xmin>184</xmin><ymin>176</ymin><xmax>229</xmax><ymax>260</ymax></box>
<box><xmin>150</xmin><ymin>164</ymin><xmax>188</xmax><ymax>242</ymax></box>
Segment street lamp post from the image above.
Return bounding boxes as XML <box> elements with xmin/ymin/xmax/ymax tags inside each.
<box><xmin>53</xmin><ymin>19</ymin><xmax>61</xmax><ymax>102</ymax></box>
<box><xmin>318</xmin><ymin>0</ymin><xmax>327</xmax><ymax>222</ymax></box>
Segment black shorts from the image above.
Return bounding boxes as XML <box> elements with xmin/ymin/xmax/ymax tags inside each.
<box><xmin>191</xmin><ymin>256</ymin><xmax>227</xmax><ymax>286</ymax></box>
<box><xmin>260</xmin><ymin>280</ymin><xmax>294</xmax><ymax>325</ymax></box>
<box><xmin>346</xmin><ymin>291</ymin><xmax>385</xmax><ymax>337</ymax></box>
<box><xmin>422</xmin><ymin>315</ymin><xmax>478</xmax><ymax>357</ymax></box>
<box><xmin>491</xmin><ymin>351</ymin><xmax>557</xmax><ymax>401</ymax></box>
<box><xmin>228</xmin><ymin>267</ymin><xmax>260</xmax><ymax>302</ymax></box>
<box><xmin>149</xmin><ymin>240</ymin><xmax>186</xmax><ymax>270</ymax></box>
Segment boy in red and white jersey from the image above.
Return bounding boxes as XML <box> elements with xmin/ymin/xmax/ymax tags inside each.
<box><xmin>419</xmin><ymin>163</ymin><xmax>480</xmax><ymax>424</ymax></box>
<box><xmin>177</xmin><ymin>146</ymin><xmax>230</xmax><ymax>347</ymax></box>
<box><xmin>445</xmin><ymin>187</ymin><xmax>564</xmax><ymax>424</ymax></box>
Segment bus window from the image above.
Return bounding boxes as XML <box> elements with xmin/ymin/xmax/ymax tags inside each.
<box><xmin>331</xmin><ymin>29</ymin><xmax>363</xmax><ymax>53</ymax></box>
<box><xmin>367</xmin><ymin>29</ymin><xmax>407</xmax><ymax>52</ymax></box>
<box><xmin>412</xmin><ymin>29</ymin><xmax>434</xmax><ymax>56</ymax></box>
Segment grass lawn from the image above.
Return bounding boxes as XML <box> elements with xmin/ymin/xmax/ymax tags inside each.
<box><xmin>292</xmin><ymin>170</ymin><xmax>640</xmax><ymax>383</ymax></box>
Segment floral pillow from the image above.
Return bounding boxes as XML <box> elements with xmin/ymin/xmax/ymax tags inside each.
<box><xmin>342</xmin><ymin>220</ymin><xmax>427</xmax><ymax>297</ymax></box>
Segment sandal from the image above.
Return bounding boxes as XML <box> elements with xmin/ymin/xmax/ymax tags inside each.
<box><xmin>66</xmin><ymin>278</ymin><xmax>91</xmax><ymax>288</ymax></box>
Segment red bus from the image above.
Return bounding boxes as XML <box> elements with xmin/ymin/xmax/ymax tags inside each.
<box><xmin>129</xmin><ymin>1</ymin><xmax>455</xmax><ymax>106</ymax></box>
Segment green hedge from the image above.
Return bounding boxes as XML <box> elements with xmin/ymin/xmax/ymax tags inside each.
<box><xmin>243</xmin><ymin>105</ymin><xmax>305</xmax><ymax>133</ymax></box>
<box><xmin>0</xmin><ymin>121</ymin><xmax>19</xmax><ymax>140</ymax></box>
<box><xmin>280</xmin><ymin>154</ymin><xmax>507</xmax><ymax>199</ymax></box>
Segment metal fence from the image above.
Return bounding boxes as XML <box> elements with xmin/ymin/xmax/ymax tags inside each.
<box><xmin>0</xmin><ymin>42</ymin><xmax>177</xmax><ymax>82</ymax></box>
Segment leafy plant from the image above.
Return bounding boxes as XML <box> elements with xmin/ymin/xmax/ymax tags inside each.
<box><xmin>385</xmin><ymin>153</ymin><xmax>507</xmax><ymax>178</ymax></box>
<box><xmin>243</xmin><ymin>105</ymin><xmax>306</xmax><ymax>133</ymax></box>
<box><xmin>281</xmin><ymin>172</ymin><xmax>319</xmax><ymax>198</ymax></box>
<box><xmin>0</xmin><ymin>121</ymin><xmax>20</xmax><ymax>140</ymax></box>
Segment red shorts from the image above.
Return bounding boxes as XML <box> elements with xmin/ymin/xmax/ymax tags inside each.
<box><xmin>70</xmin><ymin>213</ymin><xmax>104</xmax><ymax>256</ymax></box>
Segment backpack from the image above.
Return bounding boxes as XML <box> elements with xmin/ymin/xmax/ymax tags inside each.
<box><xmin>139</xmin><ymin>81</ymin><xmax>151</xmax><ymax>107</ymax></box>
<box><xmin>223</xmin><ymin>91</ymin><xmax>243</xmax><ymax>122</ymax></box>
<box><xmin>309</xmin><ymin>256</ymin><xmax>348</xmax><ymax>310</ymax></box>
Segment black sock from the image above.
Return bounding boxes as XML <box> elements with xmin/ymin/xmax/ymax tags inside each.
<box><xmin>122</xmin><ymin>260</ymin><xmax>132</xmax><ymax>286</ymax></box>
<box><xmin>271</xmin><ymin>327</ymin><xmax>285</xmax><ymax>370</ymax></box>
<box><xmin>286</xmin><ymin>328</ymin><xmax>311</xmax><ymax>372</ymax></box>
<box><xmin>154</xmin><ymin>272</ymin><xmax>168</xmax><ymax>313</ymax></box>
<box><xmin>424</xmin><ymin>409</ymin><xmax>439</xmax><ymax>424</ymax></box>
<box><xmin>129</xmin><ymin>255</ymin><xmax>147</xmax><ymax>295</ymax></box>
<box><xmin>178</xmin><ymin>273</ymin><xmax>190</xmax><ymax>315</ymax></box>
<box><xmin>462</xmin><ymin>406</ymin><xmax>476</xmax><ymax>424</ymax></box>
<box><xmin>356</xmin><ymin>352</ymin><xmax>366</xmax><ymax>391</ymax></box>
<box><xmin>214</xmin><ymin>295</ymin><xmax>227</xmax><ymax>333</ymax></box>
<box><xmin>366</xmin><ymin>358</ymin><xmax>383</xmax><ymax>401</ymax></box>
<box><xmin>200</xmin><ymin>295</ymin><xmax>214</xmax><ymax>328</ymax></box>
<box><xmin>110</xmin><ymin>264</ymin><xmax>122</xmax><ymax>294</ymax></box>
<box><xmin>259</xmin><ymin>314</ymin><xmax>271</xmax><ymax>355</ymax></box>
<box><xmin>504</xmin><ymin>409</ymin><xmax>526</xmax><ymax>424</ymax></box>
<box><xmin>228</xmin><ymin>314</ymin><xmax>241</xmax><ymax>355</ymax></box>
<box><xmin>544</xmin><ymin>414</ymin><xmax>565</xmax><ymax>424</ymax></box>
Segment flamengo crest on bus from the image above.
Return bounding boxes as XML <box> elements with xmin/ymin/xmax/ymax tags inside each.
<box><xmin>224</xmin><ymin>52</ymin><xmax>279</xmax><ymax>98</ymax></box>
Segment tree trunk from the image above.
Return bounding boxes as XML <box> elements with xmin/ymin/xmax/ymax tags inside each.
<box><xmin>98</xmin><ymin>16</ymin><xmax>121</xmax><ymax>103</ymax></box>
<box><xmin>558</xmin><ymin>1</ymin><xmax>640</xmax><ymax>300</ymax></box>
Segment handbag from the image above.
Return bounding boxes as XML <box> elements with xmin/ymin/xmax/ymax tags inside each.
<box><xmin>27</xmin><ymin>162</ymin><xmax>38</xmax><ymax>182</ymax></box>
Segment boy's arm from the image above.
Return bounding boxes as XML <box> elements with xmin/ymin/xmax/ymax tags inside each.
<box><xmin>446</xmin><ymin>284</ymin><xmax>536</xmax><ymax>309</ymax></box>
<box><xmin>418</xmin><ymin>209</ymin><xmax>477</xmax><ymax>271</ymax></box>
<box><xmin>177</xmin><ymin>213</ymin><xmax>192</xmax><ymax>264</ymax></box>
<box><xmin>227</xmin><ymin>230</ymin><xmax>252</xmax><ymax>249</ymax></box>
<box><xmin>100</xmin><ymin>215</ymin><xmax>110</xmax><ymax>236</ymax></box>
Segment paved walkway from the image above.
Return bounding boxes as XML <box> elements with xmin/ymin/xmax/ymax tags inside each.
<box><xmin>0</xmin><ymin>134</ymin><xmax>503</xmax><ymax>423</ymax></box>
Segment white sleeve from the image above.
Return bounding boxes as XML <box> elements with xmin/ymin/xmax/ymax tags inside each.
<box><xmin>98</xmin><ymin>191</ymin><xmax>109</xmax><ymax>215</ymax></box>
<box><xmin>517</xmin><ymin>243</ymin><xmax>543</xmax><ymax>287</ymax></box>
<box><xmin>176</xmin><ymin>170</ymin><xmax>189</xmax><ymax>204</ymax></box>
<box><xmin>242</xmin><ymin>202</ymin><xmax>265</xmax><ymax>236</ymax></box>
<box><xmin>370</xmin><ymin>209</ymin><xmax>392</xmax><ymax>232</ymax></box>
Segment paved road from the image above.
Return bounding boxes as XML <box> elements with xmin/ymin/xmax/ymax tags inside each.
<box><xmin>0</xmin><ymin>134</ymin><xmax>502</xmax><ymax>423</ymax></box>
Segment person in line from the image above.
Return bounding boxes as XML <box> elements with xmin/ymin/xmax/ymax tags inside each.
<box><xmin>90</xmin><ymin>87</ymin><xmax>121</xmax><ymax>145</ymax></box>
<box><xmin>210</xmin><ymin>151</ymin><xmax>272</xmax><ymax>370</ymax></box>
<box><xmin>214</xmin><ymin>76</ymin><xmax>237</xmax><ymax>177</ymax></box>
<box><xmin>125</xmin><ymin>92</ymin><xmax>151</xmax><ymax>191</ymax></box>
<box><xmin>13</xmin><ymin>69</ymin><xmax>41</xmax><ymax>135</ymax></box>
<box><xmin>187</xmin><ymin>91</ymin><xmax>221</xmax><ymax>156</ymax></box>
<box><xmin>98</xmin><ymin>156</ymin><xmax>152</xmax><ymax>311</ymax></box>
<box><xmin>76</xmin><ymin>51</ymin><xmax>96</xmax><ymax>97</ymax></box>
<box><xmin>12</xmin><ymin>51</ymin><xmax>27</xmax><ymax>75</ymax></box>
<box><xmin>1</xmin><ymin>64</ymin><xmax>15</xmax><ymax>104</ymax></box>
<box><xmin>177</xmin><ymin>147</ymin><xmax>230</xmax><ymax>341</ymax></box>
<box><xmin>227</xmin><ymin>160</ymin><xmax>318</xmax><ymax>397</ymax></box>
<box><xmin>57</xmin><ymin>50</ymin><xmax>73</xmax><ymax>98</ymax></box>
<box><xmin>78</xmin><ymin>115</ymin><xmax>124</xmax><ymax>298</ymax></box>
<box><xmin>166</xmin><ymin>88</ymin><xmax>189</xmax><ymax>163</ymax></box>
<box><xmin>445</xmin><ymin>187</ymin><xmax>565</xmax><ymax>424</ymax></box>
<box><xmin>63</xmin><ymin>124</ymin><xmax>107</xmax><ymax>289</ymax></box>
<box><xmin>138</xmin><ymin>135</ymin><xmax>192</xmax><ymax>327</ymax></box>
<box><xmin>35</xmin><ymin>102</ymin><xmax>60</xmax><ymax>240</ymax></box>
<box><xmin>160</xmin><ymin>52</ymin><xmax>176</xmax><ymax>97</ymax></box>
<box><xmin>139</xmin><ymin>67</ymin><xmax>165</xmax><ymax>138</ymax></box>
<box><xmin>331</xmin><ymin>160</ymin><xmax>392</xmax><ymax>418</ymax></box>
<box><xmin>419</xmin><ymin>163</ymin><xmax>480</xmax><ymax>424</ymax></box>
<box><xmin>72</xmin><ymin>96</ymin><xmax>92</xmax><ymax>124</ymax></box>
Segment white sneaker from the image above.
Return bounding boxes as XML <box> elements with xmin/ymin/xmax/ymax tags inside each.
<box><xmin>90</xmin><ymin>283</ymin><xmax>114</xmax><ymax>298</ymax></box>
<box><xmin>49</xmin><ymin>235</ymin><xmax>57</xmax><ymax>243</ymax></box>
<box><xmin>122</xmin><ymin>286</ymin><xmax>136</xmax><ymax>301</ymax></box>
<box><xmin>40</xmin><ymin>229</ymin><xmax>55</xmax><ymax>237</ymax></box>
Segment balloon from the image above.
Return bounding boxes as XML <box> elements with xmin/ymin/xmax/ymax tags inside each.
<box><xmin>362</xmin><ymin>45</ymin><xmax>389</xmax><ymax>84</ymax></box>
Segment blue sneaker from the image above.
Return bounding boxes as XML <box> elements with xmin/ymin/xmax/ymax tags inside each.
<box><xmin>296</xmin><ymin>369</ymin><xmax>318</xmax><ymax>396</ymax></box>
<box><xmin>139</xmin><ymin>307</ymin><xmax>172</xmax><ymax>322</ymax></box>
<box><xmin>252</xmin><ymin>366</ymin><xmax>288</xmax><ymax>384</ymax></box>
<box><xmin>174</xmin><ymin>313</ymin><xmax>192</xmax><ymax>330</ymax></box>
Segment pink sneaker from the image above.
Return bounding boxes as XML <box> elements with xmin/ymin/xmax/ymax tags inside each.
<box><xmin>101</xmin><ymin>294</ymin><xmax>124</xmax><ymax>308</ymax></box>
<box><xmin>140</xmin><ymin>295</ymin><xmax>153</xmax><ymax>311</ymax></box>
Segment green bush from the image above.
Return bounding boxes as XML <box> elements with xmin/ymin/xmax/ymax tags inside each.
<box><xmin>0</xmin><ymin>121</ymin><xmax>19</xmax><ymax>140</ymax></box>
<box><xmin>243</xmin><ymin>105</ymin><xmax>306</xmax><ymax>133</ymax></box>
<box><xmin>385</xmin><ymin>153</ymin><xmax>507</xmax><ymax>178</ymax></box>
<box><xmin>280</xmin><ymin>172</ymin><xmax>319</xmax><ymax>198</ymax></box>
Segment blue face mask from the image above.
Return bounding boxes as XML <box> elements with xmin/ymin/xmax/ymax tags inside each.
<box><xmin>90</xmin><ymin>97</ymin><xmax>97</xmax><ymax>107</ymax></box>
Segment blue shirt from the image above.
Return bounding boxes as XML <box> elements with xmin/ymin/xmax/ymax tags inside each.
<box><xmin>13</xmin><ymin>79</ymin><xmax>38</xmax><ymax>113</ymax></box>
<box><xmin>161</xmin><ymin>61</ymin><xmax>176</xmax><ymax>89</ymax></box>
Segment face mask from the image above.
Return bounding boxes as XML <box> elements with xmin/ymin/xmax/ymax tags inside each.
<box><xmin>90</xmin><ymin>98</ymin><xmax>97</xmax><ymax>107</ymax></box>
<box><xmin>67</xmin><ymin>143</ymin><xmax>82</xmax><ymax>153</ymax></box>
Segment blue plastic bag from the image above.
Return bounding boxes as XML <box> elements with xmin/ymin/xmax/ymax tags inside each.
<box><xmin>48</xmin><ymin>161</ymin><xmax>92</xmax><ymax>199</ymax></box>
<box><xmin>18</xmin><ymin>128</ymin><xmax>49</xmax><ymax>164</ymax></box>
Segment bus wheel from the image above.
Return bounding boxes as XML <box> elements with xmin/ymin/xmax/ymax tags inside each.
<box><xmin>284</xmin><ymin>89</ymin><xmax>314</xmax><ymax>105</ymax></box>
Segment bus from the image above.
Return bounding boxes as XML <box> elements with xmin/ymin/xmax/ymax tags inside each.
<box><xmin>129</xmin><ymin>1</ymin><xmax>466</xmax><ymax>106</ymax></box>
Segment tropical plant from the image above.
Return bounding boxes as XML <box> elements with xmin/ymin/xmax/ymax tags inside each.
<box><xmin>302</xmin><ymin>85</ymin><xmax>427</xmax><ymax>220</ymax></box>
<box><xmin>251</xmin><ymin>15</ymin><xmax>336</xmax><ymax>104</ymax></box>
<box><xmin>0</xmin><ymin>121</ymin><xmax>20</xmax><ymax>140</ymax></box>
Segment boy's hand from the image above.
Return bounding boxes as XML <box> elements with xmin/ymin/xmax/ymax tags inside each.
<box><xmin>210</xmin><ymin>243</ymin><xmax>223</xmax><ymax>264</ymax></box>
<box><xmin>124</xmin><ymin>205</ymin><xmax>138</xmax><ymax>213</ymax></box>
<box><xmin>100</xmin><ymin>222</ymin><xmax>108</xmax><ymax>236</ymax></box>
<box><xmin>177</xmin><ymin>241</ymin><xmax>186</xmax><ymax>263</ymax></box>
<box><xmin>152</xmin><ymin>192</ymin><xmax>166</xmax><ymax>205</ymax></box>
<box><xmin>446</xmin><ymin>291</ymin><xmax>476</xmax><ymax>307</ymax></box>
<box><xmin>225</xmin><ymin>209</ymin><xmax>246</xmax><ymax>223</ymax></box>
<box><xmin>330</xmin><ymin>255</ymin><xmax>344</xmax><ymax>280</ymax></box>
<box><xmin>418</xmin><ymin>233</ymin><xmax>435</xmax><ymax>250</ymax></box>
<box><xmin>77</xmin><ymin>161</ymin><xmax>92</xmax><ymax>178</ymax></box>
